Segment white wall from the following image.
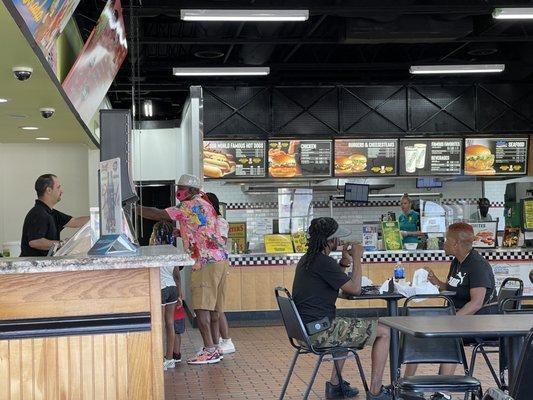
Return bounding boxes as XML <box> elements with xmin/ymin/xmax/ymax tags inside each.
<box><xmin>0</xmin><ymin>144</ymin><xmax>92</xmax><ymax>246</ymax></box>
<box><xmin>133</xmin><ymin>128</ymin><xmax>179</xmax><ymax>182</ymax></box>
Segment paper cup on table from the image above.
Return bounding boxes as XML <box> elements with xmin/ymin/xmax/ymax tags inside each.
<box><xmin>414</xmin><ymin>143</ymin><xmax>427</xmax><ymax>169</ymax></box>
<box><xmin>404</xmin><ymin>146</ymin><xmax>418</xmax><ymax>173</ymax></box>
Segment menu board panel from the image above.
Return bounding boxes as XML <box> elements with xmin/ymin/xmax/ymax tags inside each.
<box><xmin>203</xmin><ymin>140</ymin><xmax>266</xmax><ymax>178</ymax></box>
<box><xmin>464</xmin><ymin>138</ymin><xmax>528</xmax><ymax>176</ymax></box>
<box><xmin>399</xmin><ymin>139</ymin><xmax>462</xmax><ymax>176</ymax></box>
<box><xmin>268</xmin><ymin>140</ymin><xmax>332</xmax><ymax>178</ymax></box>
<box><xmin>334</xmin><ymin>139</ymin><xmax>397</xmax><ymax>176</ymax></box>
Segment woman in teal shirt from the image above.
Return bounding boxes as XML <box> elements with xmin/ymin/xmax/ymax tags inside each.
<box><xmin>398</xmin><ymin>194</ymin><xmax>423</xmax><ymax>245</ymax></box>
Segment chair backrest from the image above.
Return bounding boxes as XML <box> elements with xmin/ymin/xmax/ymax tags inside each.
<box><xmin>509</xmin><ymin>328</ymin><xmax>533</xmax><ymax>400</ymax></box>
<box><xmin>497</xmin><ymin>278</ymin><xmax>524</xmax><ymax>312</ymax></box>
<box><xmin>501</xmin><ymin>295</ymin><xmax>533</xmax><ymax>315</ymax></box>
<box><xmin>399</xmin><ymin>295</ymin><xmax>467</xmax><ymax>368</ymax></box>
<box><xmin>274</xmin><ymin>287</ymin><xmax>312</xmax><ymax>349</ymax></box>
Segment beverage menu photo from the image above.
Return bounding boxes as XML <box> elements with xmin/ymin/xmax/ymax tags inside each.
<box><xmin>399</xmin><ymin>139</ymin><xmax>462</xmax><ymax>176</ymax></box>
<box><xmin>334</xmin><ymin>139</ymin><xmax>397</xmax><ymax>176</ymax></box>
<box><xmin>268</xmin><ymin>140</ymin><xmax>332</xmax><ymax>178</ymax></box>
<box><xmin>203</xmin><ymin>140</ymin><xmax>266</xmax><ymax>178</ymax></box>
<box><xmin>464</xmin><ymin>138</ymin><xmax>528</xmax><ymax>176</ymax></box>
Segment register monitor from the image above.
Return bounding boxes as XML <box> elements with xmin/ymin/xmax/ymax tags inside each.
<box><xmin>344</xmin><ymin>183</ymin><xmax>369</xmax><ymax>203</ymax></box>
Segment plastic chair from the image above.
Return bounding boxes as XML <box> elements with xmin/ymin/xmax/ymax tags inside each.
<box><xmin>469</xmin><ymin>278</ymin><xmax>524</xmax><ymax>389</ymax></box>
<box><xmin>394</xmin><ymin>294</ymin><xmax>483</xmax><ymax>399</ymax></box>
<box><xmin>481</xmin><ymin>328</ymin><xmax>533</xmax><ymax>400</ymax></box>
<box><xmin>274</xmin><ymin>287</ymin><xmax>368</xmax><ymax>400</ymax></box>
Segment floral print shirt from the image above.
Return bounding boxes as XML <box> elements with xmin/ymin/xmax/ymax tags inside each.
<box><xmin>166</xmin><ymin>195</ymin><xmax>228</xmax><ymax>267</ymax></box>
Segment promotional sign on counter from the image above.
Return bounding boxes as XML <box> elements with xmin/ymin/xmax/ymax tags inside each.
<box><xmin>523</xmin><ymin>198</ymin><xmax>533</xmax><ymax>231</ymax></box>
<box><xmin>264</xmin><ymin>234</ymin><xmax>294</xmax><ymax>253</ymax></box>
<box><xmin>381</xmin><ymin>221</ymin><xmax>403</xmax><ymax>251</ymax></box>
<box><xmin>291</xmin><ymin>231</ymin><xmax>308</xmax><ymax>253</ymax></box>
<box><xmin>228</xmin><ymin>222</ymin><xmax>247</xmax><ymax>253</ymax></box>
<box><xmin>268</xmin><ymin>140</ymin><xmax>332</xmax><ymax>178</ymax></box>
<box><xmin>334</xmin><ymin>139</ymin><xmax>397</xmax><ymax>176</ymax></box>
<box><xmin>100</xmin><ymin>158</ymin><xmax>123</xmax><ymax>236</ymax></box>
<box><xmin>203</xmin><ymin>140</ymin><xmax>266</xmax><ymax>178</ymax></box>
<box><xmin>362</xmin><ymin>223</ymin><xmax>379</xmax><ymax>251</ymax></box>
<box><xmin>399</xmin><ymin>139</ymin><xmax>462</xmax><ymax>175</ymax></box>
<box><xmin>470</xmin><ymin>221</ymin><xmax>498</xmax><ymax>248</ymax></box>
<box><xmin>464</xmin><ymin>138</ymin><xmax>528</xmax><ymax>176</ymax></box>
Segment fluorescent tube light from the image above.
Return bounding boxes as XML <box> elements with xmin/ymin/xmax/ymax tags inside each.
<box><xmin>173</xmin><ymin>67</ymin><xmax>270</xmax><ymax>76</ymax></box>
<box><xmin>20</xmin><ymin>126</ymin><xmax>39</xmax><ymax>130</ymax></box>
<box><xmin>409</xmin><ymin>64</ymin><xmax>505</xmax><ymax>74</ymax></box>
<box><xmin>493</xmin><ymin>8</ymin><xmax>533</xmax><ymax>19</ymax></box>
<box><xmin>180</xmin><ymin>9</ymin><xmax>309</xmax><ymax>22</ymax></box>
<box><xmin>143</xmin><ymin>100</ymin><xmax>153</xmax><ymax>117</ymax></box>
<box><xmin>35</xmin><ymin>137</ymin><xmax>50</xmax><ymax>141</ymax></box>
<box><xmin>0</xmin><ymin>98</ymin><xmax>8</xmax><ymax>103</ymax></box>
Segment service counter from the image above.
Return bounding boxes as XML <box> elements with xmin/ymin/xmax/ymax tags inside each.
<box><xmin>0</xmin><ymin>246</ymin><xmax>193</xmax><ymax>400</ymax></box>
<box><xmin>223</xmin><ymin>248</ymin><xmax>533</xmax><ymax>313</ymax></box>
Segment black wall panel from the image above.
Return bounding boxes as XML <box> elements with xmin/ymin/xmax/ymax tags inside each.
<box><xmin>203</xmin><ymin>84</ymin><xmax>533</xmax><ymax>139</ymax></box>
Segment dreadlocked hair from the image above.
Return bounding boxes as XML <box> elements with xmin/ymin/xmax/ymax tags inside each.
<box><xmin>300</xmin><ymin>217</ymin><xmax>339</xmax><ymax>270</ymax></box>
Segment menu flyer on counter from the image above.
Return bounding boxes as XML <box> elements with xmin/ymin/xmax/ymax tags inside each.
<box><xmin>399</xmin><ymin>139</ymin><xmax>462</xmax><ymax>176</ymax></box>
<box><xmin>381</xmin><ymin>221</ymin><xmax>403</xmax><ymax>251</ymax></box>
<box><xmin>264</xmin><ymin>234</ymin><xmax>294</xmax><ymax>253</ymax></box>
<box><xmin>228</xmin><ymin>222</ymin><xmax>247</xmax><ymax>253</ymax></box>
<box><xmin>464</xmin><ymin>138</ymin><xmax>528</xmax><ymax>176</ymax></box>
<box><xmin>203</xmin><ymin>140</ymin><xmax>266</xmax><ymax>179</ymax></box>
<box><xmin>469</xmin><ymin>221</ymin><xmax>498</xmax><ymax>248</ymax></box>
<box><xmin>524</xmin><ymin>199</ymin><xmax>533</xmax><ymax>231</ymax></box>
<box><xmin>334</xmin><ymin>139</ymin><xmax>397</xmax><ymax>176</ymax></box>
<box><xmin>268</xmin><ymin>140</ymin><xmax>332</xmax><ymax>178</ymax></box>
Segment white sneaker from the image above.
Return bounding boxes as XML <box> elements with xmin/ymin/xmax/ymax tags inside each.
<box><xmin>218</xmin><ymin>338</ymin><xmax>236</xmax><ymax>354</ymax></box>
<box><xmin>163</xmin><ymin>358</ymin><xmax>175</xmax><ymax>370</ymax></box>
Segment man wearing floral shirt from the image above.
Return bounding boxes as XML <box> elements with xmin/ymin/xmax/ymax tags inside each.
<box><xmin>138</xmin><ymin>174</ymin><xmax>229</xmax><ymax>365</ymax></box>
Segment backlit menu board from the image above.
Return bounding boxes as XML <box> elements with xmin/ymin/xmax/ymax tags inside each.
<box><xmin>203</xmin><ymin>140</ymin><xmax>266</xmax><ymax>178</ymax></box>
<box><xmin>268</xmin><ymin>140</ymin><xmax>332</xmax><ymax>178</ymax></box>
<box><xmin>464</xmin><ymin>138</ymin><xmax>528</xmax><ymax>176</ymax></box>
<box><xmin>399</xmin><ymin>139</ymin><xmax>462</xmax><ymax>176</ymax></box>
<box><xmin>334</xmin><ymin>139</ymin><xmax>397</xmax><ymax>176</ymax></box>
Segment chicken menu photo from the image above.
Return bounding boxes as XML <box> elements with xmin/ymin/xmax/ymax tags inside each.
<box><xmin>399</xmin><ymin>138</ymin><xmax>462</xmax><ymax>176</ymax></box>
<box><xmin>334</xmin><ymin>139</ymin><xmax>397</xmax><ymax>176</ymax></box>
<box><xmin>203</xmin><ymin>140</ymin><xmax>266</xmax><ymax>179</ymax></box>
<box><xmin>268</xmin><ymin>140</ymin><xmax>332</xmax><ymax>178</ymax></box>
<box><xmin>464</xmin><ymin>138</ymin><xmax>528</xmax><ymax>176</ymax></box>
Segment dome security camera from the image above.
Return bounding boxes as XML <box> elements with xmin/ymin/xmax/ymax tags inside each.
<box><xmin>39</xmin><ymin>107</ymin><xmax>55</xmax><ymax>119</ymax></box>
<box><xmin>12</xmin><ymin>66</ymin><xmax>33</xmax><ymax>81</ymax></box>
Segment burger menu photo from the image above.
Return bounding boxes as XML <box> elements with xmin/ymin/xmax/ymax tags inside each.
<box><xmin>399</xmin><ymin>138</ymin><xmax>462</xmax><ymax>176</ymax></box>
<box><xmin>334</xmin><ymin>139</ymin><xmax>397</xmax><ymax>176</ymax></box>
<box><xmin>203</xmin><ymin>140</ymin><xmax>266</xmax><ymax>179</ymax></box>
<box><xmin>268</xmin><ymin>140</ymin><xmax>332</xmax><ymax>178</ymax></box>
<box><xmin>464</xmin><ymin>138</ymin><xmax>528</xmax><ymax>176</ymax></box>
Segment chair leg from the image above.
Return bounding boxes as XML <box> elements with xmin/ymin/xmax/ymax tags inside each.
<box><xmin>479</xmin><ymin>347</ymin><xmax>501</xmax><ymax>388</ymax></box>
<box><xmin>469</xmin><ymin>344</ymin><xmax>480</xmax><ymax>376</ymax></box>
<box><xmin>303</xmin><ymin>354</ymin><xmax>324</xmax><ymax>400</ymax></box>
<box><xmin>351</xmin><ymin>350</ymin><xmax>369</xmax><ymax>393</ymax></box>
<box><xmin>279</xmin><ymin>350</ymin><xmax>300</xmax><ymax>400</ymax></box>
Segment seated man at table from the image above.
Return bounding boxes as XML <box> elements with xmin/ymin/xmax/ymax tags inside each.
<box><xmin>292</xmin><ymin>217</ymin><xmax>391</xmax><ymax>400</ymax></box>
<box><xmin>405</xmin><ymin>222</ymin><xmax>496</xmax><ymax>379</ymax></box>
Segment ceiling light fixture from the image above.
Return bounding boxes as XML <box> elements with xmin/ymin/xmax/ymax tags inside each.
<box><xmin>173</xmin><ymin>67</ymin><xmax>270</xmax><ymax>76</ymax></box>
<box><xmin>180</xmin><ymin>9</ymin><xmax>309</xmax><ymax>22</ymax></box>
<box><xmin>493</xmin><ymin>8</ymin><xmax>533</xmax><ymax>19</ymax></box>
<box><xmin>409</xmin><ymin>64</ymin><xmax>505</xmax><ymax>74</ymax></box>
<box><xmin>0</xmin><ymin>98</ymin><xmax>8</xmax><ymax>103</ymax></box>
<box><xmin>143</xmin><ymin>100</ymin><xmax>153</xmax><ymax>117</ymax></box>
<box><xmin>35</xmin><ymin>137</ymin><xmax>50</xmax><ymax>141</ymax></box>
<box><xmin>20</xmin><ymin>126</ymin><xmax>39</xmax><ymax>130</ymax></box>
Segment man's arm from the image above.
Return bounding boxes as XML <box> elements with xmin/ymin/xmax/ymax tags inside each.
<box><xmin>137</xmin><ymin>205</ymin><xmax>171</xmax><ymax>221</ymax></box>
<box><xmin>65</xmin><ymin>216</ymin><xmax>90</xmax><ymax>228</ymax></box>
<box><xmin>456</xmin><ymin>287</ymin><xmax>487</xmax><ymax>315</ymax></box>
<box><xmin>173</xmin><ymin>267</ymin><xmax>183</xmax><ymax>307</ymax></box>
<box><xmin>340</xmin><ymin>243</ymin><xmax>363</xmax><ymax>296</ymax></box>
<box><xmin>28</xmin><ymin>238</ymin><xmax>59</xmax><ymax>251</ymax></box>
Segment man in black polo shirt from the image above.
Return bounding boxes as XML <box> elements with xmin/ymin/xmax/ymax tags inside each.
<box><xmin>20</xmin><ymin>174</ymin><xmax>89</xmax><ymax>256</ymax></box>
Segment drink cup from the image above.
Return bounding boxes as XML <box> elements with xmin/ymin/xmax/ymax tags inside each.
<box><xmin>404</xmin><ymin>146</ymin><xmax>418</xmax><ymax>173</ymax></box>
<box><xmin>414</xmin><ymin>143</ymin><xmax>427</xmax><ymax>169</ymax></box>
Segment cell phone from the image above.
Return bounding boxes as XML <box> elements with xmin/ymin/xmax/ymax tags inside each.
<box><xmin>305</xmin><ymin>317</ymin><xmax>331</xmax><ymax>335</ymax></box>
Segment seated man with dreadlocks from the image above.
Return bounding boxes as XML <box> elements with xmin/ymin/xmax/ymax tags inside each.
<box><xmin>293</xmin><ymin>217</ymin><xmax>391</xmax><ymax>400</ymax></box>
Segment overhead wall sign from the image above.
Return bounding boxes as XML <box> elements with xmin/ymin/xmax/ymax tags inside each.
<box><xmin>203</xmin><ymin>140</ymin><xmax>266</xmax><ymax>178</ymax></box>
<box><xmin>268</xmin><ymin>140</ymin><xmax>332</xmax><ymax>178</ymax></box>
<box><xmin>399</xmin><ymin>138</ymin><xmax>462</xmax><ymax>176</ymax></box>
<box><xmin>334</xmin><ymin>139</ymin><xmax>397</xmax><ymax>176</ymax></box>
<box><xmin>464</xmin><ymin>138</ymin><xmax>528</xmax><ymax>176</ymax></box>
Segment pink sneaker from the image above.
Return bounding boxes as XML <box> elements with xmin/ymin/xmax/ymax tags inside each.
<box><xmin>187</xmin><ymin>348</ymin><xmax>222</xmax><ymax>365</ymax></box>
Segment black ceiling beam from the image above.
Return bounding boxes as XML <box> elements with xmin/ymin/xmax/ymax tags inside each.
<box><xmin>138</xmin><ymin>35</ymin><xmax>533</xmax><ymax>45</ymax></box>
<box><xmin>283</xmin><ymin>14</ymin><xmax>328</xmax><ymax>63</ymax></box>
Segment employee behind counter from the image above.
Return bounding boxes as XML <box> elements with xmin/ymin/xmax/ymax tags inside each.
<box><xmin>398</xmin><ymin>194</ymin><xmax>425</xmax><ymax>246</ymax></box>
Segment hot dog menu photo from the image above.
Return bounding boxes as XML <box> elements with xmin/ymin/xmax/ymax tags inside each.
<box><xmin>203</xmin><ymin>140</ymin><xmax>266</xmax><ymax>179</ymax></box>
<box><xmin>268</xmin><ymin>140</ymin><xmax>332</xmax><ymax>178</ymax></box>
<box><xmin>464</xmin><ymin>138</ymin><xmax>528</xmax><ymax>176</ymax></box>
<box><xmin>334</xmin><ymin>139</ymin><xmax>397</xmax><ymax>176</ymax></box>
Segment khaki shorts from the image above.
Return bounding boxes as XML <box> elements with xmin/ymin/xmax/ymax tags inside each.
<box><xmin>191</xmin><ymin>260</ymin><xmax>229</xmax><ymax>312</ymax></box>
<box><xmin>310</xmin><ymin>317</ymin><xmax>377</xmax><ymax>349</ymax></box>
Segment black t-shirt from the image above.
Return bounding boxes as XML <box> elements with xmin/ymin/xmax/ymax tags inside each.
<box><xmin>292</xmin><ymin>253</ymin><xmax>350</xmax><ymax>325</ymax></box>
<box><xmin>20</xmin><ymin>200</ymin><xmax>72</xmax><ymax>257</ymax></box>
<box><xmin>446</xmin><ymin>249</ymin><xmax>496</xmax><ymax>309</ymax></box>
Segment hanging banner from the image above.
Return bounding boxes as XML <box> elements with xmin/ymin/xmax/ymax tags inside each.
<box><xmin>63</xmin><ymin>0</ymin><xmax>128</xmax><ymax>125</ymax></box>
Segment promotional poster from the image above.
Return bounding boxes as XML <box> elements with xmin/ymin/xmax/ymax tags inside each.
<box><xmin>63</xmin><ymin>0</ymin><xmax>128</xmax><ymax>125</ymax></box>
<box><xmin>100</xmin><ymin>158</ymin><xmax>123</xmax><ymax>236</ymax></box>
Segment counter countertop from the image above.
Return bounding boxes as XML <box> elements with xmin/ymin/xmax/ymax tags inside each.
<box><xmin>0</xmin><ymin>245</ymin><xmax>194</xmax><ymax>275</ymax></box>
<box><xmin>227</xmin><ymin>247</ymin><xmax>533</xmax><ymax>265</ymax></box>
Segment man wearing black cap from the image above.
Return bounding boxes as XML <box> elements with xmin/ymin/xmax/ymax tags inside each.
<box><xmin>292</xmin><ymin>217</ymin><xmax>391</xmax><ymax>400</ymax></box>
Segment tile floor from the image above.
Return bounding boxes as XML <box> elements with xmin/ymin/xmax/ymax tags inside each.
<box><xmin>164</xmin><ymin>324</ymin><xmax>502</xmax><ymax>399</ymax></box>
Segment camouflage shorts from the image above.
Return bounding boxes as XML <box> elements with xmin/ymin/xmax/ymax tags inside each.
<box><xmin>309</xmin><ymin>317</ymin><xmax>377</xmax><ymax>349</ymax></box>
